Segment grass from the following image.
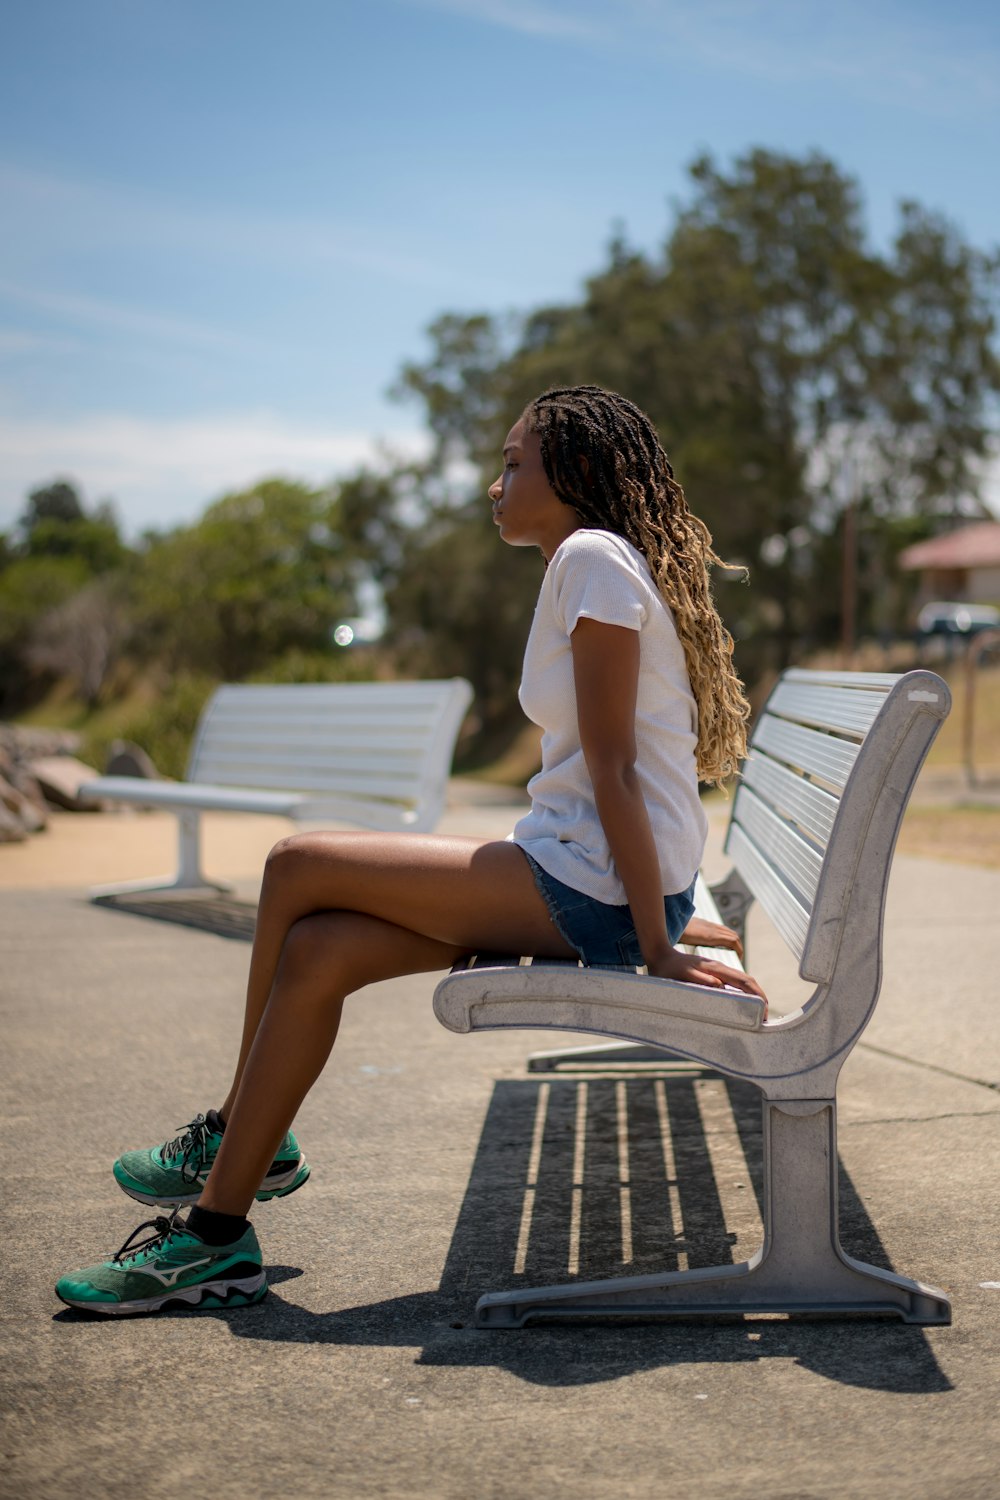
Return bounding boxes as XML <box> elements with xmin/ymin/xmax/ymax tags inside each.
<box><xmin>922</xmin><ymin>660</ymin><xmax>1000</xmax><ymax>775</ymax></box>
<box><xmin>897</xmin><ymin>805</ymin><xmax>1000</xmax><ymax>869</ymax></box>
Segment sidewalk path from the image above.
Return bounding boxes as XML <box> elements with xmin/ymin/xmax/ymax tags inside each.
<box><xmin>2</xmin><ymin>792</ymin><xmax>998</xmax><ymax>1500</ymax></box>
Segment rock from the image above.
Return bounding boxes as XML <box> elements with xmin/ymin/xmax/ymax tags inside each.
<box><xmin>0</xmin><ymin>724</ymin><xmax>81</xmax><ymax>760</ymax></box>
<box><xmin>26</xmin><ymin>755</ymin><xmax>106</xmax><ymax>811</ymax></box>
<box><xmin>0</xmin><ymin>797</ymin><xmax>28</xmax><ymax>843</ymax></box>
<box><xmin>3</xmin><ymin>764</ymin><xmax>49</xmax><ymax>821</ymax></box>
<box><xmin>0</xmin><ymin>773</ymin><xmax>47</xmax><ymax>833</ymax></box>
<box><xmin>105</xmin><ymin>740</ymin><xmax>160</xmax><ymax>779</ymax></box>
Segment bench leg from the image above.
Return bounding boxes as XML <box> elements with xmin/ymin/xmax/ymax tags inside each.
<box><xmin>89</xmin><ymin>810</ymin><xmax>234</xmax><ymax>901</ymax></box>
<box><xmin>474</xmin><ymin>1096</ymin><xmax>951</xmax><ymax>1327</ymax></box>
<box><xmin>707</xmin><ymin>867</ymin><xmax>754</xmax><ymax>958</ymax></box>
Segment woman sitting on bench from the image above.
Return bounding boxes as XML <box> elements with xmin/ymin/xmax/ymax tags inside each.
<box><xmin>57</xmin><ymin>383</ymin><xmax>765</xmax><ymax>1316</ymax></box>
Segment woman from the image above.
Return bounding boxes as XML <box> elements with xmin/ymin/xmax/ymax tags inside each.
<box><xmin>56</xmin><ymin>384</ymin><xmax>764</xmax><ymax>1316</ymax></box>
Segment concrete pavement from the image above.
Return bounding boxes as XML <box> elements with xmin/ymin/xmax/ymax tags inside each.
<box><xmin>1</xmin><ymin>790</ymin><xmax>999</xmax><ymax>1500</ymax></box>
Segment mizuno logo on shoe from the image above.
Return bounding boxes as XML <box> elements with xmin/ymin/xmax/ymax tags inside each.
<box><xmin>129</xmin><ymin>1256</ymin><xmax>213</xmax><ymax>1287</ymax></box>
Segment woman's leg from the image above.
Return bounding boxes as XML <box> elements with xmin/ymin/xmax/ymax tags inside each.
<box><xmin>203</xmin><ymin>834</ymin><xmax>576</xmax><ymax>1214</ymax></box>
<box><xmin>219</xmin><ymin>831</ymin><xmax>572</xmax><ymax>1118</ymax></box>
<box><xmin>200</xmin><ymin>911</ymin><xmax>462</xmax><ymax>1214</ymax></box>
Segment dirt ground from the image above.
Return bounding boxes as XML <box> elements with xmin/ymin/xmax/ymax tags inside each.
<box><xmin>896</xmin><ymin>804</ymin><xmax>1000</xmax><ymax>869</ymax></box>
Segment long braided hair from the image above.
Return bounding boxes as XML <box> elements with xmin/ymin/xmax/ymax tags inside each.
<box><xmin>524</xmin><ymin>384</ymin><xmax>750</xmax><ymax>786</ymax></box>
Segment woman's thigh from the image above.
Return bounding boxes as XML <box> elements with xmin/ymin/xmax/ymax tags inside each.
<box><xmin>264</xmin><ymin>832</ymin><xmax>579</xmax><ymax>959</ymax></box>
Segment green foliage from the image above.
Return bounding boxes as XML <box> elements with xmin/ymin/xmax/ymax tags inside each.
<box><xmin>17</xmin><ymin>481</ymin><xmax>127</xmax><ymax>571</ymax></box>
<box><xmin>22</xmin><ymin>480</ymin><xmax>85</xmax><ymax>529</ymax></box>
<box><xmin>0</xmin><ymin>482</ymin><xmax>131</xmax><ymax>711</ymax></box>
<box><xmin>385</xmin><ymin>495</ymin><xmax>537</xmax><ymax>728</ymax></box>
<box><xmin>246</xmin><ymin>647</ymin><xmax>382</xmax><ymax>685</ymax></box>
<box><xmin>83</xmin><ymin>672</ymin><xmax>218</xmax><ymax>781</ymax></box>
<box><xmin>0</xmin><ymin>555</ymin><xmax>92</xmax><ymax>710</ymax></box>
<box><xmin>129</xmin><ymin>478</ymin><xmax>359</xmax><ymax>680</ymax></box>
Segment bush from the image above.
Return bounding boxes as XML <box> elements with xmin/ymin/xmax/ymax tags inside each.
<box><xmin>246</xmin><ymin>648</ymin><xmax>384</xmax><ymax>686</ymax></box>
<box><xmin>84</xmin><ymin>672</ymin><xmax>218</xmax><ymax>780</ymax></box>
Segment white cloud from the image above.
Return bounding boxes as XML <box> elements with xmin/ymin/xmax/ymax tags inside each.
<box><xmin>0</xmin><ymin>278</ymin><xmax>254</xmax><ymax>353</ymax></box>
<box><xmin>0</xmin><ymin>162</ymin><xmax>454</xmax><ymax>292</ymax></box>
<box><xmin>405</xmin><ymin>0</ymin><xmax>999</xmax><ymax>114</ymax></box>
<box><xmin>400</xmin><ymin>0</ymin><xmax>605</xmax><ymax>41</ymax></box>
<box><xmin>0</xmin><ymin>327</ymin><xmax>81</xmax><ymax>356</ymax></box>
<box><xmin>0</xmin><ymin>411</ymin><xmax>430</xmax><ymax>536</ymax></box>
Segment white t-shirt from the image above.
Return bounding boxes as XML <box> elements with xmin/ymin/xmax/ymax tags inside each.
<box><xmin>512</xmin><ymin>528</ymin><xmax>708</xmax><ymax>905</ymax></box>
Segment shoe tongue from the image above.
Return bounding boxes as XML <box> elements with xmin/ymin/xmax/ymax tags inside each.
<box><xmin>204</xmin><ymin>1108</ymin><xmax>226</xmax><ymax>1135</ymax></box>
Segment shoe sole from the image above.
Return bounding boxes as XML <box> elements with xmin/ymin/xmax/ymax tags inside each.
<box><xmin>113</xmin><ymin>1159</ymin><xmax>311</xmax><ymax>1208</ymax></box>
<box><xmin>56</xmin><ymin>1271</ymin><xmax>267</xmax><ymax>1317</ymax></box>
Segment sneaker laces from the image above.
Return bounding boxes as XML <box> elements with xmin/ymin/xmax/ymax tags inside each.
<box><xmin>113</xmin><ymin>1210</ymin><xmax>187</xmax><ymax>1265</ymax></box>
<box><xmin>161</xmin><ymin>1113</ymin><xmax>216</xmax><ymax>1185</ymax></box>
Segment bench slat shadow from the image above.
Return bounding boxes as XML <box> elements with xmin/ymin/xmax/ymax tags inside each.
<box><xmin>222</xmin><ymin>1066</ymin><xmax>949</xmax><ymax>1394</ymax></box>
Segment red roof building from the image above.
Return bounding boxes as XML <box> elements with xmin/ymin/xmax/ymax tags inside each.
<box><xmin>899</xmin><ymin>521</ymin><xmax>1000</xmax><ymax>607</ymax></box>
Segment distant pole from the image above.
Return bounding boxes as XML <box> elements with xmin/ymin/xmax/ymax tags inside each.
<box><xmin>841</xmin><ymin>491</ymin><xmax>857</xmax><ymax>669</ymax></box>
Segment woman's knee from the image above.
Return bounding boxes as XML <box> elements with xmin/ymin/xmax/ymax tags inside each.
<box><xmin>275</xmin><ymin>911</ymin><xmax>339</xmax><ymax>981</ymax></box>
<box><xmin>263</xmin><ymin>830</ymin><xmax>341</xmax><ymax>890</ymax></box>
<box><xmin>275</xmin><ymin>910</ymin><xmax>373</xmax><ymax>992</ymax></box>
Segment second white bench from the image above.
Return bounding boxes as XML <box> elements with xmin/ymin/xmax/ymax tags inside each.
<box><xmin>81</xmin><ymin>678</ymin><xmax>473</xmax><ymax>899</ymax></box>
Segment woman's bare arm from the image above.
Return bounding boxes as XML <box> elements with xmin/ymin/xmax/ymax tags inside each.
<box><xmin>570</xmin><ymin>617</ymin><xmax>764</xmax><ymax>998</ymax></box>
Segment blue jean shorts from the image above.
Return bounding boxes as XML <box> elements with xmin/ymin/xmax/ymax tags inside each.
<box><xmin>521</xmin><ymin>850</ymin><xmax>696</xmax><ymax>969</ymax></box>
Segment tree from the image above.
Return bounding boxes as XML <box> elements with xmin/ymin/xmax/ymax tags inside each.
<box><xmin>16</xmin><ymin>480</ymin><xmax>126</xmax><ymax>571</ymax></box>
<box><xmin>0</xmin><ymin>481</ymin><xmax>131</xmax><ymax>710</ymax></box>
<box><xmin>22</xmin><ymin>480</ymin><xmax>84</xmax><ymax>530</ymax></box>
<box><xmin>25</xmin><ymin>581</ymin><xmax>126</xmax><ymax>708</ymax></box>
<box><xmin>0</xmin><ymin>554</ymin><xmax>92</xmax><ymax>711</ymax></box>
<box><xmin>129</xmin><ymin>478</ymin><xmax>368</xmax><ymax>681</ymax></box>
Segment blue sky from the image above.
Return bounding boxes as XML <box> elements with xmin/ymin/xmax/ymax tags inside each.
<box><xmin>1</xmin><ymin>0</ymin><xmax>998</xmax><ymax>534</ymax></box>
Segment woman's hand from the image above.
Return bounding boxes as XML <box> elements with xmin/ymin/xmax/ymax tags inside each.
<box><xmin>679</xmin><ymin>916</ymin><xmax>744</xmax><ymax>960</ymax></box>
<box><xmin>646</xmin><ymin>947</ymin><xmax>768</xmax><ymax>1008</ymax></box>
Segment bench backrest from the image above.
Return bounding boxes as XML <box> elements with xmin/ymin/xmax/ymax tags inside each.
<box><xmin>727</xmin><ymin>668</ymin><xmax>950</xmax><ymax>987</ymax></box>
<box><xmin>186</xmin><ymin>679</ymin><xmax>473</xmax><ymax>830</ymax></box>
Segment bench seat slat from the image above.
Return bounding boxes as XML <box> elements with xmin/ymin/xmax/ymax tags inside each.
<box><xmin>207</xmin><ymin>707</ymin><xmax>449</xmax><ymax>731</ymax></box>
<box><xmin>209</xmin><ymin>684</ymin><xmax>461</xmax><ymax>705</ymax></box>
<box><xmin>731</xmin><ymin>786</ymin><xmax>823</xmax><ymax>903</ymax></box>
<box><xmin>752</xmin><ymin>716</ymin><xmax>860</xmax><ymax>790</ymax></box>
<box><xmin>199</xmin><ymin>723</ymin><xmax>445</xmax><ymax>753</ymax></box>
<box><xmin>767</xmin><ymin>681</ymin><xmax>888</xmax><ymax>737</ymax></box>
<box><xmin>197</xmin><ymin>772</ymin><xmax>421</xmax><ymax>801</ymax></box>
<box><xmin>741</xmin><ymin>752</ymin><xmax>840</xmax><ymax>845</ymax></box>
<box><xmin>767</xmin><ymin>681</ymin><xmax>889</xmax><ymax>739</ymax></box>
<box><xmin>199</xmin><ymin>727</ymin><xmax>435</xmax><ymax>753</ymax></box>
<box><xmin>725</xmin><ymin>822</ymin><xmax>811</xmax><ymax>958</ymax></box>
<box><xmin>193</xmin><ymin>750</ymin><xmax>428</xmax><ymax>786</ymax></box>
<box><xmin>781</xmin><ymin>668</ymin><xmax>900</xmax><ymax>691</ymax></box>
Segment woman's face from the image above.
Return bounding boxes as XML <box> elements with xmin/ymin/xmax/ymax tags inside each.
<box><xmin>488</xmin><ymin>417</ymin><xmax>581</xmax><ymax>561</ymax></box>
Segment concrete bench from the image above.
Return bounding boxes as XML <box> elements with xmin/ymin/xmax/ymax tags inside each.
<box><xmin>433</xmin><ymin>668</ymin><xmax>953</xmax><ymax>1327</ymax></box>
<box><xmin>81</xmin><ymin>678</ymin><xmax>473</xmax><ymax>900</ymax></box>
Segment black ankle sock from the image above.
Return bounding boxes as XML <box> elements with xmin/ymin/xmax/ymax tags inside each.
<box><xmin>186</xmin><ymin>1205</ymin><xmax>249</xmax><ymax>1245</ymax></box>
<box><xmin>206</xmin><ymin>1108</ymin><xmax>227</xmax><ymax>1133</ymax></box>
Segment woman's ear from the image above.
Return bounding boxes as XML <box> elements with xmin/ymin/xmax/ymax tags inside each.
<box><xmin>578</xmin><ymin>455</ymin><xmax>590</xmax><ymax>480</ymax></box>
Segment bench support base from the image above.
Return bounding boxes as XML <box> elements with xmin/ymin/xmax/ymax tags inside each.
<box><xmin>475</xmin><ymin>1096</ymin><xmax>951</xmax><ymax>1328</ymax></box>
<box><xmin>90</xmin><ymin>810</ymin><xmax>233</xmax><ymax>901</ymax></box>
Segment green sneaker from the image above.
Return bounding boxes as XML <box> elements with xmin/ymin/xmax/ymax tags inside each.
<box><xmin>55</xmin><ymin>1212</ymin><xmax>267</xmax><ymax>1316</ymax></box>
<box><xmin>113</xmin><ymin>1110</ymin><xmax>310</xmax><ymax>1207</ymax></box>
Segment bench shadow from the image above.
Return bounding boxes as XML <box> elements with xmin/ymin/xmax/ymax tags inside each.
<box><xmin>93</xmin><ymin>893</ymin><xmax>257</xmax><ymax>941</ymax></box>
<box><xmin>227</xmin><ymin>1069</ymin><xmax>950</xmax><ymax>1394</ymax></box>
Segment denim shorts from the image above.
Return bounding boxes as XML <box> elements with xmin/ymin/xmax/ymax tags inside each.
<box><xmin>521</xmin><ymin>850</ymin><xmax>696</xmax><ymax>969</ymax></box>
